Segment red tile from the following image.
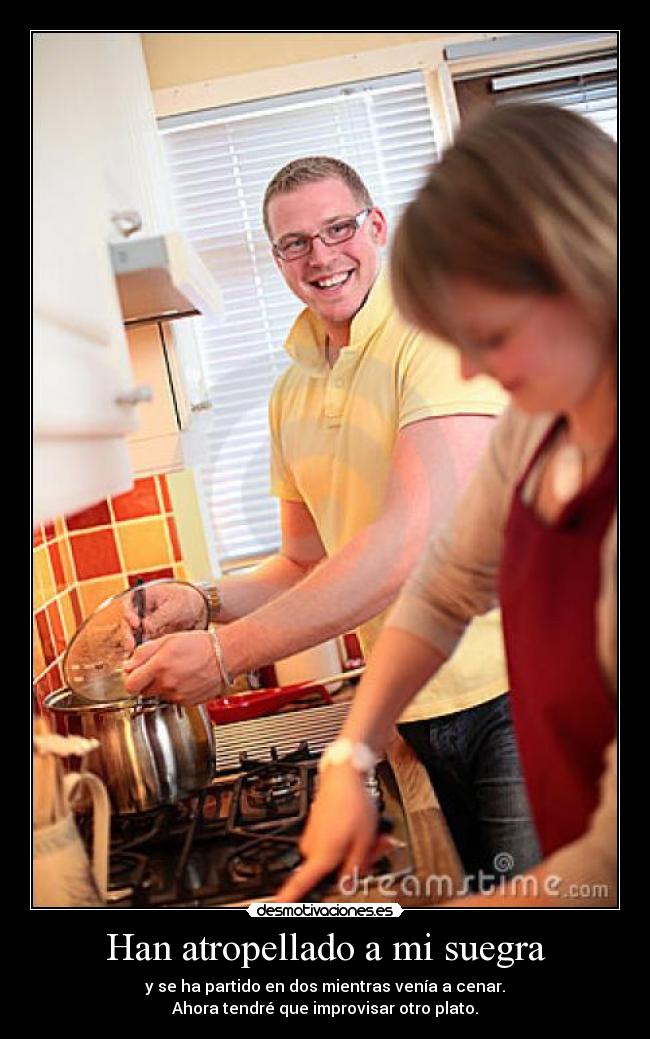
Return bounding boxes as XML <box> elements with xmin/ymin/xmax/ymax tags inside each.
<box><xmin>127</xmin><ymin>567</ymin><xmax>174</xmax><ymax>588</ymax></box>
<box><xmin>43</xmin><ymin>522</ymin><xmax>56</xmax><ymax>541</ymax></box>
<box><xmin>47</xmin><ymin>601</ymin><xmax>67</xmax><ymax>655</ymax></box>
<box><xmin>112</xmin><ymin>477</ymin><xmax>160</xmax><ymax>521</ymax></box>
<box><xmin>33</xmin><ymin>526</ymin><xmax>43</xmax><ymax>548</ymax></box>
<box><xmin>48</xmin><ymin>541</ymin><xmax>66</xmax><ymax>590</ymax></box>
<box><xmin>158</xmin><ymin>476</ymin><xmax>172</xmax><ymax>513</ymax></box>
<box><xmin>70</xmin><ymin>529</ymin><xmax>121</xmax><ymax>580</ymax></box>
<box><xmin>66</xmin><ymin>500</ymin><xmax>111</xmax><ymax>531</ymax></box>
<box><xmin>167</xmin><ymin>517</ymin><xmax>182</xmax><ymax>562</ymax></box>
<box><xmin>36</xmin><ymin>665</ymin><xmax>64</xmax><ymax>706</ymax></box>
<box><xmin>70</xmin><ymin>587</ymin><xmax>83</xmax><ymax>626</ymax></box>
<box><xmin>48</xmin><ymin>662</ymin><xmax>64</xmax><ymax>695</ymax></box>
<box><xmin>35</xmin><ymin>675</ymin><xmax>51</xmax><ymax>710</ymax></box>
<box><xmin>35</xmin><ymin>609</ymin><xmax>55</xmax><ymax>667</ymax></box>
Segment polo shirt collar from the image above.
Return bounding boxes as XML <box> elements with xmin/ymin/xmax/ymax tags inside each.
<box><xmin>284</xmin><ymin>267</ymin><xmax>393</xmax><ymax>375</ymax></box>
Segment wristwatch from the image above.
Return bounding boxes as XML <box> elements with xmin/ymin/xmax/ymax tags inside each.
<box><xmin>197</xmin><ymin>580</ymin><xmax>222</xmax><ymax>623</ymax></box>
<box><xmin>318</xmin><ymin>738</ymin><xmax>378</xmax><ymax>775</ymax></box>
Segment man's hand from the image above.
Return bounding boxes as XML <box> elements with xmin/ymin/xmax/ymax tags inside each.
<box><xmin>274</xmin><ymin>764</ymin><xmax>380</xmax><ymax>901</ymax></box>
<box><xmin>123</xmin><ymin>582</ymin><xmax>208</xmax><ymax>641</ymax></box>
<box><xmin>122</xmin><ymin>630</ymin><xmax>224</xmax><ymax>705</ymax></box>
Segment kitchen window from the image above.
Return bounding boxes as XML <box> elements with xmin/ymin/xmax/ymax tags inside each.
<box><xmin>452</xmin><ymin>47</ymin><xmax>617</xmax><ymax>138</ymax></box>
<box><xmin>158</xmin><ymin>71</ymin><xmax>440</xmax><ymax>566</ymax></box>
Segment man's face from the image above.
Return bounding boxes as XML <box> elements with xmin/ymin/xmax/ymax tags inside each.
<box><xmin>267</xmin><ymin>178</ymin><xmax>387</xmax><ymax>338</ymax></box>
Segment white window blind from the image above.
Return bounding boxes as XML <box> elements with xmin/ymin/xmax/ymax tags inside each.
<box><xmin>159</xmin><ymin>72</ymin><xmax>439</xmax><ymax>565</ymax></box>
<box><xmin>491</xmin><ymin>55</ymin><xmax>618</xmax><ymax>139</ymax></box>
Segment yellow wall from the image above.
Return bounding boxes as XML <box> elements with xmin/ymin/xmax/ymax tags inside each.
<box><xmin>141</xmin><ymin>32</ymin><xmax>456</xmax><ymax>89</ymax></box>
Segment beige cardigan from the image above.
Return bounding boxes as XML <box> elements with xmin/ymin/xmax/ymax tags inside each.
<box><xmin>388</xmin><ymin>406</ymin><xmax>617</xmax><ymax>906</ymax></box>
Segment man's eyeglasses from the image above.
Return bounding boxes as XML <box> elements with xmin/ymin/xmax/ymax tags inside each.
<box><xmin>272</xmin><ymin>209</ymin><xmax>373</xmax><ymax>262</ymax></box>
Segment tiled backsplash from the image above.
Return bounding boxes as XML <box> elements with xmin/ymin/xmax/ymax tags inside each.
<box><xmin>33</xmin><ymin>474</ymin><xmax>189</xmax><ymax>710</ymax></box>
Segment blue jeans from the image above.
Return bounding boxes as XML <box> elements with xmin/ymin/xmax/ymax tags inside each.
<box><xmin>398</xmin><ymin>694</ymin><xmax>541</xmax><ymax>889</ymax></box>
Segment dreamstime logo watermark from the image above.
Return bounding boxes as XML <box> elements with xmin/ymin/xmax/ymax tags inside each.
<box><xmin>336</xmin><ymin>854</ymin><xmax>611</xmax><ymax>903</ymax></box>
<box><xmin>492</xmin><ymin>851</ymin><xmax>515</xmax><ymax>874</ymax></box>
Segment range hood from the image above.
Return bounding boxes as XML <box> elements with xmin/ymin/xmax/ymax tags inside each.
<box><xmin>110</xmin><ymin>232</ymin><xmax>222</xmax><ymax>327</ymax></box>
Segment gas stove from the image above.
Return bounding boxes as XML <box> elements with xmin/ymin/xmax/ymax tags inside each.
<box><xmin>99</xmin><ymin>735</ymin><xmax>413</xmax><ymax>907</ymax></box>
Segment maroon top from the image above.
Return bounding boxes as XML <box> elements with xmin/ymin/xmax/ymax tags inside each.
<box><xmin>499</xmin><ymin>419</ymin><xmax>616</xmax><ymax>856</ymax></box>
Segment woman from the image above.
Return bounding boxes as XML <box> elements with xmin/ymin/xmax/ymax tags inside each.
<box><xmin>276</xmin><ymin>103</ymin><xmax>617</xmax><ymax>907</ymax></box>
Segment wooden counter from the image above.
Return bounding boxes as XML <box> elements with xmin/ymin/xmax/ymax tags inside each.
<box><xmin>384</xmin><ymin>730</ymin><xmax>465</xmax><ymax>905</ymax></box>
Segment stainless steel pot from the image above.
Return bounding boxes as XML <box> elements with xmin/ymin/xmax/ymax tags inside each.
<box><xmin>44</xmin><ymin>689</ymin><xmax>215</xmax><ymax>814</ymax></box>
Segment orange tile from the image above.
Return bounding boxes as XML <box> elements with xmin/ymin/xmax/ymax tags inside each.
<box><xmin>47</xmin><ymin>600</ymin><xmax>67</xmax><ymax>656</ymax></box>
<box><xmin>78</xmin><ymin>576</ymin><xmax>127</xmax><ymax>617</ymax></box>
<box><xmin>33</xmin><ymin>545</ymin><xmax>56</xmax><ymax>608</ymax></box>
<box><xmin>32</xmin><ymin>558</ymin><xmax>41</xmax><ymax>611</ymax></box>
<box><xmin>70</xmin><ymin>529</ymin><xmax>121</xmax><ymax>580</ymax></box>
<box><xmin>60</xmin><ymin>592</ymin><xmax>77</xmax><ymax>642</ymax></box>
<box><xmin>54</xmin><ymin>518</ymin><xmax>65</xmax><ymax>538</ymax></box>
<box><xmin>66</xmin><ymin>500</ymin><xmax>111</xmax><ymax>531</ymax></box>
<box><xmin>33</xmin><ymin>525</ymin><xmax>43</xmax><ymax>548</ymax></box>
<box><xmin>59</xmin><ymin>537</ymin><xmax>76</xmax><ymax>585</ymax></box>
<box><xmin>173</xmin><ymin>563</ymin><xmax>189</xmax><ymax>582</ymax></box>
<box><xmin>118</xmin><ymin>519</ymin><xmax>171</xmax><ymax>572</ymax></box>
<box><xmin>112</xmin><ymin>477</ymin><xmax>160</xmax><ymax>521</ymax></box>
<box><xmin>33</xmin><ymin>619</ymin><xmax>45</xmax><ymax>677</ymax></box>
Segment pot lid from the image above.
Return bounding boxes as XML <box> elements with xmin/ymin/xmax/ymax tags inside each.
<box><xmin>62</xmin><ymin>579</ymin><xmax>209</xmax><ymax>703</ymax></box>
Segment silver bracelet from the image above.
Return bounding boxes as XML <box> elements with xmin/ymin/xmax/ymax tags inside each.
<box><xmin>209</xmin><ymin>629</ymin><xmax>234</xmax><ymax>687</ymax></box>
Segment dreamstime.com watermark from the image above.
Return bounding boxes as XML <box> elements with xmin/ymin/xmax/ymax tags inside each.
<box><xmin>326</xmin><ymin>853</ymin><xmax>611</xmax><ymax>903</ymax></box>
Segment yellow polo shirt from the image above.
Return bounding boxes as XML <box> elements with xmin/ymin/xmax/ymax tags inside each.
<box><xmin>269</xmin><ymin>269</ymin><xmax>509</xmax><ymax>721</ymax></box>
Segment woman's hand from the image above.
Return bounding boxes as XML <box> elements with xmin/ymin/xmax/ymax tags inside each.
<box><xmin>274</xmin><ymin>763</ymin><xmax>380</xmax><ymax>901</ymax></box>
<box><xmin>122</xmin><ymin>630</ymin><xmax>224</xmax><ymax>705</ymax></box>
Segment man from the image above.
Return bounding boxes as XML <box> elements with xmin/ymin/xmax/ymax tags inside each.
<box><xmin>124</xmin><ymin>156</ymin><xmax>539</xmax><ymax>882</ymax></box>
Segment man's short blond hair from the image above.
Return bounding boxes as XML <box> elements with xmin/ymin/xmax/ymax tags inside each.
<box><xmin>262</xmin><ymin>156</ymin><xmax>374</xmax><ymax>237</ymax></box>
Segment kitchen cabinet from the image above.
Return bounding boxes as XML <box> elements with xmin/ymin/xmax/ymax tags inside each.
<box><xmin>34</xmin><ymin>33</ymin><xmax>218</xmax><ymax>520</ymax></box>
<box><xmin>95</xmin><ymin>34</ymin><xmax>177</xmax><ymax>242</ymax></box>
<box><xmin>32</xmin><ymin>33</ymin><xmax>185</xmax><ymax>525</ymax></box>
<box><xmin>33</xmin><ymin>34</ymin><xmax>140</xmax><ymax>524</ymax></box>
<box><xmin>126</xmin><ymin>321</ymin><xmax>211</xmax><ymax>476</ymax></box>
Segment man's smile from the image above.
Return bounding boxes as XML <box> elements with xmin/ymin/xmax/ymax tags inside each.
<box><xmin>308</xmin><ymin>269</ymin><xmax>355</xmax><ymax>291</ymax></box>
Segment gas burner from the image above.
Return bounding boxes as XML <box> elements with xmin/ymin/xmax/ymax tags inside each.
<box><xmin>100</xmin><ymin>741</ymin><xmax>411</xmax><ymax>907</ymax></box>
<box><xmin>239</xmin><ymin>741</ymin><xmax>315</xmax><ymax>770</ymax></box>
<box><xmin>231</xmin><ymin>762</ymin><xmax>311</xmax><ymax>828</ymax></box>
<box><xmin>229</xmin><ymin>743</ymin><xmax>315</xmax><ymax>827</ymax></box>
<box><xmin>245</xmin><ymin>769</ymin><xmax>302</xmax><ymax>809</ymax></box>
<box><xmin>227</xmin><ymin>838</ymin><xmax>302</xmax><ymax>885</ymax></box>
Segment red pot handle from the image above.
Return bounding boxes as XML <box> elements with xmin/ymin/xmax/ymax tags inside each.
<box><xmin>207</xmin><ymin>680</ymin><xmax>333</xmax><ymax>724</ymax></box>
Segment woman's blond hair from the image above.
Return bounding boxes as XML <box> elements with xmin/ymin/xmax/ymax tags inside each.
<box><xmin>390</xmin><ymin>103</ymin><xmax>617</xmax><ymax>344</ymax></box>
